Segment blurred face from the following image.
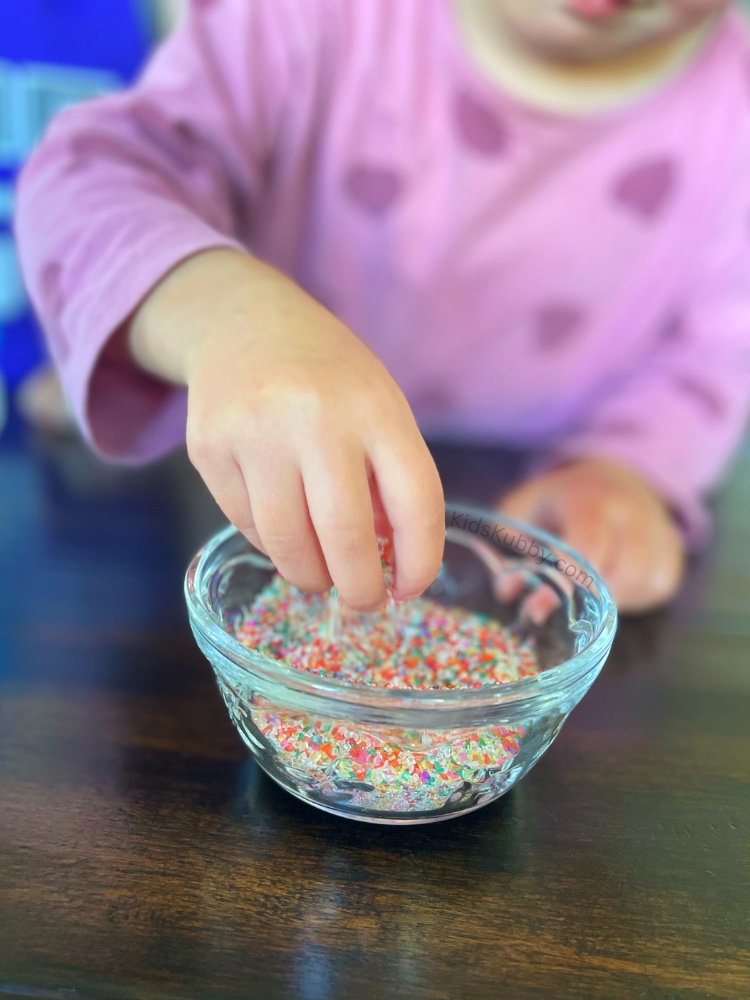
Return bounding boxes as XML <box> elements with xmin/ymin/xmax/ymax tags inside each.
<box><xmin>490</xmin><ymin>0</ymin><xmax>732</xmax><ymax>63</ymax></box>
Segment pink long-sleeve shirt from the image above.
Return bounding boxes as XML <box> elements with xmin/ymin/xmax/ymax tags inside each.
<box><xmin>15</xmin><ymin>0</ymin><xmax>750</xmax><ymax>546</ymax></box>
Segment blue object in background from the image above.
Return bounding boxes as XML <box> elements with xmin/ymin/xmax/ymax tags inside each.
<box><xmin>0</xmin><ymin>1</ymin><xmax>155</xmax><ymax>390</ymax></box>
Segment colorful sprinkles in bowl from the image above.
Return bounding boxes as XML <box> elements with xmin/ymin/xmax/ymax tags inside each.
<box><xmin>228</xmin><ymin>537</ymin><xmax>541</xmax><ymax>814</ymax></box>
<box><xmin>234</xmin><ymin>575</ymin><xmax>539</xmax><ymax>689</ymax></box>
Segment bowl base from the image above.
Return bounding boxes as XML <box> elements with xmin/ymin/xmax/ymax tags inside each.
<box><xmin>261</xmin><ymin>765</ymin><xmax>505</xmax><ymax>825</ymax></box>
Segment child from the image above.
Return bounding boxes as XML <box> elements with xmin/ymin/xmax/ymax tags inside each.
<box><xmin>15</xmin><ymin>0</ymin><xmax>750</xmax><ymax>614</ymax></box>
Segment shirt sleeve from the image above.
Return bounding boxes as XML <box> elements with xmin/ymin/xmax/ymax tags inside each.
<box><xmin>14</xmin><ymin>0</ymin><xmax>303</xmax><ymax>463</ymax></box>
<box><xmin>533</xmin><ymin>121</ymin><xmax>750</xmax><ymax>550</ymax></box>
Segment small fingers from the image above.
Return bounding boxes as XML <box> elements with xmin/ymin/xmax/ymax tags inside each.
<box><xmin>554</xmin><ymin>496</ymin><xmax>617</xmax><ymax>582</ymax></box>
<box><xmin>188</xmin><ymin>444</ymin><xmax>267</xmax><ymax>554</ymax></box>
<box><xmin>501</xmin><ymin>464</ymin><xmax>685</xmax><ymax>617</ymax></box>
<box><xmin>302</xmin><ymin>442</ymin><xmax>387</xmax><ymax>612</ymax></box>
<box><xmin>372</xmin><ymin>434</ymin><xmax>445</xmax><ymax>601</ymax></box>
<box><xmin>498</xmin><ymin>484</ymin><xmax>612</xmax><ymax>623</ymax></box>
<box><xmin>494</xmin><ymin>571</ymin><xmax>529</xmax><ymax>603</ymax></box>
<box><xmin>240</xmin><ymin>454</ymin><xmax>332</xmax><ymax>594</ymax></box>
<box><xmin>521</xmin><ymin>585</ymin><xmax>563</xmax><ymax>627</ymax></box>
<box><xmin>606</xmin><ymin>514</ymin><xmax>684</xmax><ymax>614</ymax></box>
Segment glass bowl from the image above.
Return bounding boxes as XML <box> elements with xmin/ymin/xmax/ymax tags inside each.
<box><xmin>185</xmin><ymin>502</ymin><xmax>617</xmax><ymax>825</ymax></box>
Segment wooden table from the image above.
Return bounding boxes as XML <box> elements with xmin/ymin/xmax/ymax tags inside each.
<box><xmin>1</xmin><ymin>420</ymin><xmax>748</xmax><ymax>1000</ymax></box>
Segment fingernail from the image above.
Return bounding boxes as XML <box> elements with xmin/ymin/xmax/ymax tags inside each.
<box><xmin>396</xmin><ymin>592</ymin><xmax>422</xmax><ymax>604</ymax></box>
<box><xmin>340</xmin><ymin>597</ymin><xmax>388</xmax><ymax>616</ymax></box>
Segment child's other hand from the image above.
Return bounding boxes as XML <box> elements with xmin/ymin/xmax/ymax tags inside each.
<box><xmin>498</xmin><ymin>458</ymin><xmax>685</xmax><ymax>614</ymax></box>
<box><xmin>130</xmin><ymin>250</ymin><xmax>444</xmax><ymax>611</ymax></box>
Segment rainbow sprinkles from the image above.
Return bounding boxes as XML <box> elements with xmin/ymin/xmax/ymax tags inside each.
<box><xmin>231</xmin><ymin>537</ymin><xmax>541</xmax><ymax>814</ymax></box>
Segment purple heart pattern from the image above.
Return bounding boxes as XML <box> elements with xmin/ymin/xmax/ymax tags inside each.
<box><xmin>535</xmin><ymin>303</ymin><xmax>587</xmax><ymax>351</ymax></box>
<box><xmin>454</xmin><ymin>91</ymin><xmax>509</xmax><ymax>157</ymax></box>
<box><xmin>612</xmin><ymin>157</ymin><xmax>677</xmax><ymax>221</ymax></box>
<box><xmin>344</xmin><ymin>165</ymin><xmax>404</xmax><ymax>215</ymax></box>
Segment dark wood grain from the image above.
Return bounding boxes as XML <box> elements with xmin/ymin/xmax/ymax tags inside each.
<box><xmin>1</xmin><ymin>419</ymin><xmax>748</xmax><ymax>1000</ymax></box>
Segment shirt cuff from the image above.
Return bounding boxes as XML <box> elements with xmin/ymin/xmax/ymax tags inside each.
<box><xmin>60</xmin><ymin>225</ymin><xmax>246</xmax><ymax>464</ymax></box>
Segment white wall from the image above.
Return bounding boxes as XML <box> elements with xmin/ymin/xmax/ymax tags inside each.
<box><xmin>152</xmin><ymin>0</ymin><xmax>187</xmax><ymax>36</ymax></box>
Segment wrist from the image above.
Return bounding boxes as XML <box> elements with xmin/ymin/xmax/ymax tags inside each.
<box><xmin>128</xmin><ymin>248</ymin><xmax>257</xmax><ymax>385</ymax></box>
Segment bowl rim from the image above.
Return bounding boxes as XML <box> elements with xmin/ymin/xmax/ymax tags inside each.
<box><xmin>184</xmin><ymin>502</ymin><xmax>617</xmax><ymax>711</ymax></box>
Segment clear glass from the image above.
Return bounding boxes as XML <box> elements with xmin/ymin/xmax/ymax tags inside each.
<box><xmin>185</xmin><ymin>503</ymin><xmax>617</xmax><ymax>825</ymax></box>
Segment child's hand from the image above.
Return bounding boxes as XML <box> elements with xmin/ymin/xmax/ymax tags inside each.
<box><xmin>498</xmin><ymin>458</ymin><xmax>685</xmax><ymax>614</ymax></box>
<box><xmin>130</xmin><ymin>250</ymin><xmax>445</xmax><ymax>611</ymax></box>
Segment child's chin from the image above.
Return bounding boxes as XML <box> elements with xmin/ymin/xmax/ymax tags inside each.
<box><xmin>509</xmin><ymin>21</ymin><xmax>670</xmax><ymax>64</ymax></box>
<box><xmin>499</xmin><ymin>0</ymin><xmax>677</xmax><ymax>63</ymax></box>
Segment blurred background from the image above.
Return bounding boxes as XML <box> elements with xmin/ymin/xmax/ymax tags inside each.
<box><xmin>0</xmin><ymin>0</ymin><xmax>186</xmax><ymax>433</ymax></box>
